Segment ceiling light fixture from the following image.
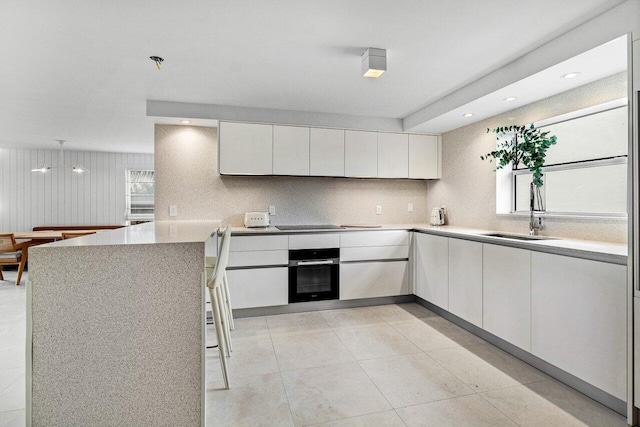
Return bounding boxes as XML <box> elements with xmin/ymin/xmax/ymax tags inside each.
<box><xmin>561</xmin><ymin>72</ymin><xmax>581</xmax><ymax>79</ymax></box>
<box><xmin>463</xmin><ymin>113</ymin><xmax>474</xmax><ymax>117</ymax></box>
<box><xmin>150</xmin><ymin>56</ymin><xmax>164</xmax><ymax>70</ymax></box>
<box><xmin>361</xmin><ymin>48</ymin><xmax>386</xmax><ymax>78</ymax></box>
<box><xmin>503</xmin><ymin>96</ymin><xmax>517</xmax><ymax>102</ymax></box>
<box><xmin>181</xmin><ymin>120</ymin><xmax>190</xmax><ymax>124</ymax></box>
<box><xmin>31</xmin><ymin>140</ymin><xmax>88</xmax><ymax>175</ymax></box>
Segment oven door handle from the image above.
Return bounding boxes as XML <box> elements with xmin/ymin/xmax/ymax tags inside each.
<box><xmin>292</xmin><ymin>259</ymin><xmax>337</xmax><ymax>266</ymax></box>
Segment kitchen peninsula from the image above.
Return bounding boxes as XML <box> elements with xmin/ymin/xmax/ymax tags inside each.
<box><xmin>26</xmin><ymin>221</ymin><xmax>219</xmax><ymax>426</ymax></box>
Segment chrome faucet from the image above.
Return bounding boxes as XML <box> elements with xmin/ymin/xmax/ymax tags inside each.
<box><xmin>529</xmin><ymin>182</ymin><xmax>543</xmax><ymax>236</ymax></box>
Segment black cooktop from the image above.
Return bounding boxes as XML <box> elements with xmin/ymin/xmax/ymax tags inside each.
<box><xmin>275</xmin><ymin>225</ymin><xmax>345</xmax><ymax>230</ymax></box>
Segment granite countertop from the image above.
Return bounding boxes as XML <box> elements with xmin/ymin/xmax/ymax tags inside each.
<box><xmin>38</xmin><ymin>220</ymin><xmax>222</xmax><ymax>247</ymax></box>
<box><xmin>229</xmin><ymin>223</ymin><xmax>627</xmax><ymax>265</ymax></box>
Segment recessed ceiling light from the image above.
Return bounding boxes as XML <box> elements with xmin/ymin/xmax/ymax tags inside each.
<box><xmin>503</xmin><ymin>96</ymin><xmax>517</xmax><ymax>102</ymax></box>
<box><xmin>181</xmin><ymin>120</ymin><xmax>190</xmax><ymax>124</ymax></box>
<box><xmin>561</xmin><ymin>72</ymin><xmax>581</xmax><ymax>79</ymax></box>
<box><xmin>463</xmin><ymin>113</ymin><xmax>474</xmax><ymax>118</ymax></box>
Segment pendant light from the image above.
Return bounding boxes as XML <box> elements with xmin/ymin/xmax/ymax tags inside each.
<box><xmin>30</xmin><ymin>140</ymin><xmax>89</xmax><ymax>174</ymax></box>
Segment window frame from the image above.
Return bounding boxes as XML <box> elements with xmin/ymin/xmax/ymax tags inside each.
<box><xmin>510</xmin><ymin>100</ymin><xmax>628</xmax><ymax>217</ymax></box>
<box><xmin>125</xmin><ymin>168</ymin><xmax>155</xmax><ymax>221</ymax></box>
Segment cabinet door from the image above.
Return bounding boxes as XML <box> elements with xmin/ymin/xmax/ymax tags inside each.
<box><xmin>226</xmin><ymin>267</ymin><xmax>288</xmax><ymax>309</ymax></box>
<box><xmin>531</xmin><ymin>253</ymin><xmax>626</xmax><ymax>400</ymax></box>
<box><xmin>310</xmin><ymin>128</ymin><xmax>345</xmax><ymax>176</ymax></box>
<box><xmin>344</xmin><ymin>130</ymin><xmax>377</xmax><ymax>177</ymax></box>
<box><xmin>219</xmin><ymin>122</ymin><xmax>273</xmax><ymax>175</ymax></box>
<box><xmin>340</xmin><ymin>261</ymin><xmax>409</xmax><ymax>300</ymax></box>
<box><xmin>409</xmin><ymin>134</ymin><xmax>440</xmax><ymax>179</ymax></box>
<box><xmin>414</xmin><ymin>233</ymin><xmax>449</xmax><ymax>309</ymax></box>
<box><xmin>273</xmin><ymin>125</ymin><xmax>310</xmax><ymax>176</ymax></box>
<box><xmin>448</xmin><ymin>239</ymin><xmax>483</xmax><ymax>327</ymax></box>
<box><xmin>377</xmin><ymin>132</ymin><xmax>409</xmax><ymax>178</ymax></box>
<box><xmin>483</xmin><ymin>244</ymin><xmax>531</xmax><ymax>351</ymax></box>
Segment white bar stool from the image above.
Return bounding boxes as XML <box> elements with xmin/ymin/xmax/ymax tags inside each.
<box><xmin>207</xmin><ymin>225</ymin><xmax>232</xmax><ymax>388</ymax></box>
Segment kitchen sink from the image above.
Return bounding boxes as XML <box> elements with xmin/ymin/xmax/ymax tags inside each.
<box><xmin>482</xmin><ymin>233</ymin><xmax>557</xmax><ymax>241</ymax></box>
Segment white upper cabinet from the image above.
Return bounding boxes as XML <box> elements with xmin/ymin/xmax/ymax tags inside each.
<box><xmin>344</xmin><ymin>130</ymin><xmax>378</xmax><ymax>177</ymax></box>
<box><xmin>409</xmin><ymin>134</ymin><xmax>440</xmax><ymax>179</ymax></box>
<box><xmin>273</xmin><ymin>125</ymin><xmax>310</xmax><ymax>176</ymax></box>
<box><xmin>219</xmin><ymin>122</ymin><xmax>273</xmax><ymax>175</ymax></box>
<box><xmin>377</xmin><ymin>132</ymin><xmax>409</xmax><ymax>178</ymax></box>
<box><xmin>218</xmin><ymin>121</ymin><xmax>440</xmax><ymax>179</ymax></box>
<box><xmin>310</xmin><ymin>128</ymin><xmax>345</xmax><ymax>176</ymax></box>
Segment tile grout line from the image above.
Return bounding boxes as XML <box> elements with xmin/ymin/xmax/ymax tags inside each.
<box><xmin>475</xmin><ymin>387</ymin><xmax>525</xmax><ymax>427</ymax></box>
<box><xmin>265</xmin><ymin>320</ymin><xmax>297</xmax><ymax>426</ymax></box>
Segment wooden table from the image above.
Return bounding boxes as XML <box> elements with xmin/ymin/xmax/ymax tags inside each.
<box><xmin>14</xmin><ymin>230</ymin><xmax>103</xmax><ymax>241</ymax></box>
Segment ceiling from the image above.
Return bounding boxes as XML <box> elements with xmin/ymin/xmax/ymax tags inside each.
<box><xmin>0</xmin><ymin>0</ymin><xmax>629</xmax><ymax>153</ymax></box>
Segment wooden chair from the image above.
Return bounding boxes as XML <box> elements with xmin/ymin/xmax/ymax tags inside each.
<box><xmin>62</xmin><ymin>231</ymin><xmax>97</xmax><ymax>239</ymax></box>
<box><xmin>207</xmin><ymin>225</ymin><xmax>232</xmax><ymax>389</ymax></box>
<box><xmin>0</xmin><ymin>234</ymin><xmax>29</xmax><ymax>286</ymax></box>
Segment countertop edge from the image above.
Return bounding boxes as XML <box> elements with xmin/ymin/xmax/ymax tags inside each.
<box><xmin>412</xmin><ymin>228</ymin><xmax>627</xmax><ymax>266</ymax></box>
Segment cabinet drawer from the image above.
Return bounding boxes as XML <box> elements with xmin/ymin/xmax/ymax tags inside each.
<box><xmin>340</xmin><ymin>261</ymin><xmax>409</xmax><ymax>300</ymax></box>
<box><xmin>288</xmin><ymin>233</ymin><xmax>339</xmax><ymax>249</ymax></box>
<box><xmin>227</xmin><ymin>250</ymin><xmax>288</xmax><ymax>268</ymax></box>
<box><xmin>340</xmin><ymin>230</ymin><xmax>409</xmax><ymax>248</ymax></box>
<box><xmin>340</xmin><ymin>245</ymin><xmax>409</xmax><ymax>262</ymax></box>
<box><xmin>229</xmin><ymin>235</ymin><xmax>288</xmax><ymax>252</ymax></box>
<box><xmin>226</xmin><ymin>267</ymin><xmax>288</xmax><ymax>309</ymax></box>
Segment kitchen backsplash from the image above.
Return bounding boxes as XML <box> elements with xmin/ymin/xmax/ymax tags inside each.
<box><xmin>154</xmin><ymin>125</ymin><xmax>429</xmax><ymax>226</ymax></box>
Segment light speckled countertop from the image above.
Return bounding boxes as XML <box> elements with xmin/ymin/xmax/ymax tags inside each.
<box><xmin>39</xmin><ymin>220</ymin><xmax>221</xmax><ymax>247</ymax></box>
<box><xmin>230</xmin><ymin>223</ymin><xmax>627</xmax><ymax>265</ymax></box>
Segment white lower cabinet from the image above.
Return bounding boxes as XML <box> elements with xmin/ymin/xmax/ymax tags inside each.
<box><xmin>482</xmin><ymin>244</ymin><xmax>531</xmax><ymax>351</ymax></box>
<box><xmin>414</xmin><ymin>233</ymin><xmax>449</xmax><ymax>309</ymax></box>
<box><xmin>340</xmin><ymin>261</ymin><xmax>409</xmax><ymax>300</ymax></box>
<box><xmin>448</xmin><ymin>239</ymin><xmax>483</xmax><ymax>327</ymax></box>
<box><xmin>531</xmin><ymin>252</ymin><xmax>626</xmax><ymax>400</ymax></box>
<box><xmin>226</xmin><ymin>267</ymin><xmax>288</xmax><ymax>309</ymax></box>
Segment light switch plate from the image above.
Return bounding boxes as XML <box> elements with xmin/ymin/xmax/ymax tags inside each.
<box><xmin>408</xmin><ymin>203</ymin><xmax>414</xmax><ymax>212</ymax></box>
<box><xmin>269</xmin><ymin>205</ymin><xmax>276</xmax><ymax>215</ymax></box>
<box><xmin>376</xmin><ymin>205</ymin><xmax>382</xmax><ymax>215</ymax></box>
<box><xmin>169</xmin><ymin>205</ymin><xmax>177</xmax><ymax>217</ymax></box>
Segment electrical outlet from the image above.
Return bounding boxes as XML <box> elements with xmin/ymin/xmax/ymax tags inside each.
<box><xmin>269</xmin><ymin>205</ymin><xmax>276</xmax><ymax>215</ymax></box>
<box><xmin>169</xmin><ymin>205</ymin><xmax>177</xmax><ymax>217</ymax></box>
<box><xmin>376</xmin><ymin>205</ymin><xmax>382</xmax><ymax>215</ymax></box>
<box><xmin>408</xmin><ymin>203</ymin><xmax>414</xmax><ymax>212</ymax></box>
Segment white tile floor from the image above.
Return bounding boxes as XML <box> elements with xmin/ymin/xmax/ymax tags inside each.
<box><xmin>0</xmin><ymin>270</ymin><xmax>628</xmax><ymax>426</ymax></box>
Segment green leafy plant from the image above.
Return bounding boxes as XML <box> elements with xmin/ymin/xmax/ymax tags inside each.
<box><xmin>481</xmin><ymin>124</ymin><xmax>557</xmax><ymax>188</ymax></box>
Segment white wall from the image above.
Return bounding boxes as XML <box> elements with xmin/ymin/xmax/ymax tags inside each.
<box><xmin>0</xmin><ymin>147</ymin><xmax>153</xmax><ymax>232</ymax></box>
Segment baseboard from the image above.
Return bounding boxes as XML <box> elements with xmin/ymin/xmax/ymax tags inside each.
<box><xmin>233</xmin><ymin>295</ymin><xmax>415</xmax><ymax>317</ymax></box>
<box><xmin>414</xmin><ymin>296</ymin><xmax>627</xmax><ymax>417</ymax></box>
